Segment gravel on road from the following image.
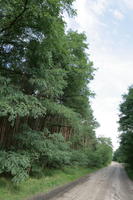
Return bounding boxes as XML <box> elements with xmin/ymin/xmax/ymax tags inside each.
<box><xmin>51</xmin><ymin>162</ymin><xmax>133</xmax><ymax>200</ymax></box>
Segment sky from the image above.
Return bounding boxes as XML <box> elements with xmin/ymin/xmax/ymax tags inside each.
<box><xmin>65</xmin><ymin>0</ymin><xmax>133</xmax><ymax>150</ymax></box>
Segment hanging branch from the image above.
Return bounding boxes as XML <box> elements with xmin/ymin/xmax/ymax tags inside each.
<box><xmin>0</xmin><ymin>0</ymin><xmax>29</xmax><ymax>34</ymax></box>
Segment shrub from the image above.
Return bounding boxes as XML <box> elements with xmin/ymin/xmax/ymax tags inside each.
<box><xmin>0</xmin><ymin>151</ymin><xmax>30</xmax><ymax>183</ymax></box>
<box><xmin>70</xmin><ymin>150</ymin><xmax>88</xmax><ymax>166</ymax></box>
<box><xmin>15</xmin><ymin>128</ymin><xmax>71</xmax><ymax>169</ymax></box>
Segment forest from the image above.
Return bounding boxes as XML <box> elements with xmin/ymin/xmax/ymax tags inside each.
<box><xmin>114</xmin><ymin>86</ymin><xmax>133</xmax><ymax>178</ymax></box>
<box><xmin>0</xmin><ymin>0</ymin><xmax>113</xmax><ymax>184</ymax></box>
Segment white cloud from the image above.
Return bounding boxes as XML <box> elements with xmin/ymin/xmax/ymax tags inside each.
<box><xmin>122</xmin><ymin>0</ymin><xmax>133</xmax><ymax>10</ymax></box>
<box><xmin>113</xmin><ymin>10</ymin><xmax>124</xmax><ymax>20</ymax></box>
<box><xmin>86</xmin><ymin>0</ymin><xmax>110</xmax><ymax>15</ymax></box>
<box><xmin>90</xmin><ymin>53</ymin><xmax>133</xmax><ymax>150</ymax></box>
<box><xmin>66</xmin><ymin>0</ymin><xmax>133</xmax><ymax>149</ymax></box>
<box><xmin>69</xmin><ymin>0</ymin><xmax>110</xmax><ymax>45</ymax></box>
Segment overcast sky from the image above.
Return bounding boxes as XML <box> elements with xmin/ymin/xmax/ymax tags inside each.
<box><xmin>65</xmin><ymin>0</ymin><xmax>133</xmax><ymax>149</ymax></box>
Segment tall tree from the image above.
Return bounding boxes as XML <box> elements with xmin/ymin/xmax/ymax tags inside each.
<box><xmin>0</xmin><ymin>0</ymin><xmax>113</xmax><ymax>183</ymax></box>
<box><xmin>118</xmin><ymin>86</ymin><xmax>133</xmax><ymax>167</ymax></box>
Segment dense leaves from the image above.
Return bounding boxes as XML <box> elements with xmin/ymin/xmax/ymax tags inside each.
<box><xmin>0</xmin><ymin>0</ymin><xmax>113</xmax><ymax>183</ymax></box>
<box><xmin>0</xmin><ymin>75</ymin><xmax>46</xmax><ymax>123</ymax></box>
<box><xmin>0</xmin><ymin>130</ymin><xmax>112</xmax><ymax>183</ymax></box>
<box><xmin>0</xmin><ymin>151</ymin><xmax>30</xmax><ymax>183</ymax></box>
<box><xmin>116</xmin><ymin>86</ymin><xmax>133</xmax><ymax>169</ymax></box>
<box><xmin>15</xmin><ymin>127</ymin><xmax>71</xmax><ymax>168</ymax></box>
<box><xmin>113</xmin><ymin>147</ymin><xmax>124</xmax><ymax>163</ymax></box>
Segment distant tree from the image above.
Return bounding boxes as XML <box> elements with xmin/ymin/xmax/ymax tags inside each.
<box><xmin>113</xmin><ymin>147</ymin><xmax>124</xmax><ymax>163</ymax></box>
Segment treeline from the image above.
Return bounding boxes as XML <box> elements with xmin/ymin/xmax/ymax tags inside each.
<box><xmin>114</xmin><ymin>86</ymin><xmax>133</xmax><ymax>172</ymax></box>
<box><xmin>0</xmin><ymin>0</ymin><xmax>112</xmax><ymax>183</ymax></box>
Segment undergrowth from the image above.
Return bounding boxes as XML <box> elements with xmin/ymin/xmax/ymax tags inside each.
<box><xmin>0</xmin><ymin>166</ymin><xmax>98</xmax><ymax>200</ymax></box>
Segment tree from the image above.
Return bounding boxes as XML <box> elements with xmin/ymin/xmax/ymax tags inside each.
<box><xmin>118</xmin><ymin>86</ymin><xmax>133</xmax><ymax>168</ymax></box>
<box><xmin>0</xmin><ymin>0</ymin><xmax>111</xmax><ymax>183</ymax></box>
<box><xmin>113</xmin><ymin>147</ymin><xmax>124</xmax><ymax>163</ymax></box>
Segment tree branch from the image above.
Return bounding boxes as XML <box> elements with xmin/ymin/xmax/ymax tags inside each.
<box><xmin>0</xmin><ymin>0</ymin><xmax>28</xmax><ymax>34</ymax></box>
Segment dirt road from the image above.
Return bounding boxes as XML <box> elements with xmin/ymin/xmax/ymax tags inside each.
<box><xmin>52</xmin><ymin>162</ymin><xmax>133</xmax><ymax>200</ymax></box>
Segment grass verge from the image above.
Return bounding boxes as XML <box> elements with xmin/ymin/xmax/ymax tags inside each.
<box><xmin>0</xmin><ymin>166</ymin><xmax>98</xmax><ymax>200</ymax></box>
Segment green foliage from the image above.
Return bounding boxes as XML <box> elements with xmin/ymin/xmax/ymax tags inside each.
<box><xmin>0</xmin><ymin>127</ymin><xmax>112</xmax><ymax>183</ymax></box>
<box><xmin>118</xmin><ymin>86</ymin><xmax>133</xmax><ymax>168</ymax></box>
<box><xmin>74</xmin><ymin>137</ymin><xmax>113</xmax><ymax>168</ymax></box>
<box><xmin>96</xmin><ymin>137</ymin><xmax>113</xmax><ymax>166</ymax></box>
<box><xmin>70</xmin><ymin>137</ymin><xmax>113</xmax><ymax>168</ymax></box>
<box><xmin>0</xmin><ymin>166</ymin><xmax>98</xmax><ymax>200</ymax></box>
<box><xmin>70</xmin><ymin>150</ymin><xmax>88</xmax><ymax>166</ymax></box>
<box><xmin>119</xmin><ymin>86</ymin><xmax>133</xmax><ymax>132</ymax></box>
<box><xmin>0</xmin><ymin>0</ymin><xmax>113</xmax><ymax>185</ymax></box>
<box><xmin>113</xmin><ymin>147</ymin><xmax>124</xmax><ymax>163</ymax></box>
<box><xmin>125</xmin><ymin>166</ymin><xmax>133</xmax><ymax>180</ymax></box>
<box><xmin>15</xmin><ymin>127</ymin><xmax>71</xmax><ymax>168</ymax></box>
<box><xmin>0</xmin><ymin>151</ymin><xmax>30</xmax><ymax>183</ymax></box>
<box><xmin>0</xmin><ymin>75</ymin><xmax>46</xmax><ymax>123</ymax></box>
<box><xmin>63</xmin><ymin>31</ymin><xmax>95</xmax><ymax>119</ymax></box>
<box><xmin>43</xmin><ymin>99</ymin><xmax>82</xmax><ymax>133</ymax></box>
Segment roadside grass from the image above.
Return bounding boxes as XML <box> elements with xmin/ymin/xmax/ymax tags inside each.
<box><xmin>0</xmin><ymin>166</ymin><xmax>98</xmax><ymax>200</ymax></box>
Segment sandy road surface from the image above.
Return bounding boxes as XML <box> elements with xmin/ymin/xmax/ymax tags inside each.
<box><xmin>52</xmin><ymin>162</ymin><xmax>133</xmax><ymax>200</ymax></box>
